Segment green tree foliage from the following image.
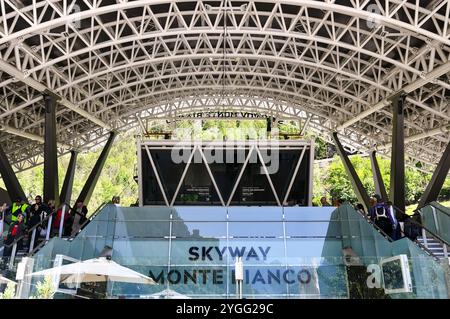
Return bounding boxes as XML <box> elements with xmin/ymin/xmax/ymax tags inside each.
<box><xmin>312</xmin><ymin>155</ymin><xmax>445</xmax><ymax>207</ymax></box>
<box><xmin>0</xmin><ymin>282</ymin><xmax>16</xmax><ymax>299</ymax></box>
<box><xmin>0</xmin><ymin>132</ymin><xmax>139</xmax><ymax>213</ymax></box>
<box><xmin>32</xmin><ymin>275</ymin><xmax>55</xmax><ymax>299</ymax></box>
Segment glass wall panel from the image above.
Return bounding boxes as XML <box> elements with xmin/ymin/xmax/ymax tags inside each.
<box><xmin>286</xmin><ymin>239</ymin><xmax>343</xmax><ymax>262</ymax></box>
<box><xmin>172</xmin><ymin>206</ymin><xmax>227</xmax><ymax>221</ymax></box>
<box><xmin>233</xmin><ymin>265</ymin><xmax>289</xmax><ymax>297</ymax></box>
<box><xmin>111</xmin><ymin>239</ymin><xmax>170</xmax><ymax>266</ymax></box>
<box><xmin>114</xmin><ymin>221</ymin><xmax>170</xmax><ymax>238</ymax></box>
<box><xmin>170</xmin><ymin>238</ymin><xmax>228</xmax><ymax>266</ymax></box>
<box><xmin>172</xmin><ymin>221</ymin><xmax>227</xmax><ymax>238</ymax></box>
<box><xmin>228</xmin><ymin>207</ymin><xmax>282</xmax><ymax>221</ymax></box>
<box><xmin>225</xmin><ymin>239</ymin><xmax>285</xmax><ymax>265</ymax></box>
<box><xmin>28</xmin><ymin>204</ymin><xmax>450</xmax><ymax>299</ymax></box>
<box><xmin>285</xmin><ymin>221</ymin><xmax>340</xmax><ymax>237</ymax></box>
<box><xmin>228</xmin><ymin>222</ymin><xmax>283</xmax><ymax>238</ymax></box>
<box><xmin>284</xmin><ymin>207</ymin><xmax>336</xmax><ymax>221</ymax></box>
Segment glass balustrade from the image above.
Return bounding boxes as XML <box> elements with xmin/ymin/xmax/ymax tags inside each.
<box><xmin>420</xmin><ymin>202</ymin><xmax>450</xmax><ymax>245</ymax></box>
<box><xmin>2</xmin><ymin>203</ymin><xmax>448</xmax><ymax>299</ymax></box>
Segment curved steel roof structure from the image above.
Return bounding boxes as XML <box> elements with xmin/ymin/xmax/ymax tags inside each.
<box><xmin>0</xmin><ymin>0</ymin><xmax>449</xmax><ymax>173</ymax></box>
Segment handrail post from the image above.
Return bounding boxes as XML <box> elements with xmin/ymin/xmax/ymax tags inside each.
<box><xmin>9</xmin><ymin>242</ymin><xmax>17</xmax><ymax>268</ymax></box>
<box><xmin>443</xmin><ymin>244</ymin><xmax>448</xmax><ymax>260</ymax></box>
<box><xmin>422</xmin><ymin>228</ymin><xmax>428</xmax><ymax>249</ymax></box>
<box><xmin>28</xmin><ymin>228</ymin><xmax>36</xmax><ymax>253</ymax></box>
<box><xmin>0</xmin><ymin>210</ymin><xmax>4</xmax><ymax>240</ymax></box>
<box><xmin>46</xmin><ymin>215</ymin><xmax>53</xmax><ymax>241</ymax></box>
<box><xmin>431</xmin><ymin>206</ymin><xmax>440</xmax><ymax>232</ymax></box>
<box><xmin>59</xmin><ymin>204</ymin><xmax>66</xmax><ymax>238</ymax></box>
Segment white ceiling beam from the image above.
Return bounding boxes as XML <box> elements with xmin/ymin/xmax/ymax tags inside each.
<box><xmin>379</xmin><ymin>124</ymin><xmax>450</xmax><ymax>150</ymax></box>
<box><xmin>1</xmin><ymin>1</ymin><xmax>449</xmax><ymax>46</ymax></box>
<box><xmin>0</xmin><ymin>59</ymin><xmax>112</xmax><ymax>131</ymax></box>
<box><xmin>0</xmin><ymin>124</ymin><xmax>71</xmax><ymax>149</ymax></box>
<box><xmin>337</xmin><ymin>60</ymin><xmax>450</xmax><ymax>130</ymax></box>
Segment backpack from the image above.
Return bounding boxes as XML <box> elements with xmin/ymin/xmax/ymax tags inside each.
<box><xmin>374</xmin><ymin>204</ymin><xmax>388</xmax><ymax>219</ymax></box>
<box><xmin>404</xmin><ymin>214</ymin><xmax>422</xmax><ymax>241</ymax></box>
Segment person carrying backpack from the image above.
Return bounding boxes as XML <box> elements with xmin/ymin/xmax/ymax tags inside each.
<box><xmin>369</xmin><ymin>195</ymin><xmax>395</xmax><ymax>239</ymax></box>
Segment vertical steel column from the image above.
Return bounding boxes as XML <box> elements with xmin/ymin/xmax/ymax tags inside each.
<box><xmin>43</xmin><ymin>92</ymin><xmax>60</xmax><ymax>205</ymax></box>
<box><xmin>0</xmin><ymin>144</ymin><xmax>26</xmax><ymax>201</ymax></box>
<box><xmin>332</xmin><ymin>132</ymin><xmax>371</xmax><ymax>209</ymax></box>
<box><xmin>417</xmin><ymin>141</ymin><xmax>450</xmax><ymax>209</ymax></box>
<box><xmin>369</xmin><ymin>151</ymin><xmax>388</xmax><ymax>202</ymax></box>
<box><xmin>389</xmin><ymin>93</ymin><xmax>406</xmax><ymax>213</ymax></box>
<box><xmin>59</xmin><ymin>150</ymin><xmax>78</xmax><ymax>205</ymax></box>
<box><xmin>76</xmin><ymin>131</ymin><xmax>117</xmax><ymax>206</ymax></box>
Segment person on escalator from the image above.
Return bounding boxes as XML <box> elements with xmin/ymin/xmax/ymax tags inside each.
<box><xmin>386</xmin><ymin>201</ymin><xmax>401</xmax><ymax>240</ymax></box>
<box><xmin>52</xmin><ymin>206</ymin><xmax>71</xmax><ymax>237</ymax></box>
<box><xmin>370</xmin><ymin>195</ymin><xmax>395</xmax><ymax>239</ymax></box>
<box><xmin>27</xmin><ymin>195</ymin><xmax>49</xmax><ymax>248</ymax></box>
<box><xmin>3</xmin><ymin>213</ymin><xmax>27</xmax><ymax>257</ymax></box>
<box><xmin>70</xmin><ymin>201</ymin><xmax>88</xmax><ymax>237</ymax></box>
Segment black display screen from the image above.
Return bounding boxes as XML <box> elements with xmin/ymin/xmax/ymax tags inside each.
<box><xmin>141</xmin><ymin>146</ymin><xmax>311</xmax><ymax>206</ymax></box>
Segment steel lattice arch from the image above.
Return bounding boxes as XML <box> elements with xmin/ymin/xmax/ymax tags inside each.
<box><xmin>0</xmin><ymin>0</ymin><xmax>449</xmax><ymax>174</ymax></box>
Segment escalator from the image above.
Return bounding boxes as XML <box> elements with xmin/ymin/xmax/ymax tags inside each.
<box><xmin>417</xmin><ymin>202</ymin><xmax>450</xmax><ymax>262</ymax></box>
<box><xmin>1</xmin><ymin>202</ymin><xmax>449</xmax><ymax>299</ymax></box>
<box><xmin>0</xmin><ymin>201</ymin><xmax>109</xmax><ymax>273</ymax></box>
<box><xmin>331</xmin><ymin>204</ymin><xmax>450</xmax><ymax>298</ymax></box>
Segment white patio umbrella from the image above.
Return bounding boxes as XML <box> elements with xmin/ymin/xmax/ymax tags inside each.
<box><xmin>144</xmin><ymin>287</ymin><xmax>190</xmax><ymax>299</ymax></box>
<box><xmin>28</xmin><ymin>257</ymin><xmax>156</xmax><ymax>286</ymax></box>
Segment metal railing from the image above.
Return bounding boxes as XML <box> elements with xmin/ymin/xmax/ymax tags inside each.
<box><xmin>352</xmin><ymin>208</ymin><xmax>394</xmax><ymax>243</ymax></box>
<box><xmin>3</xmin><ymin>206</ymin><xmax>57</xmax><ymax>268</ymax></box>
<box><xmin>71</xmin><ymin>201</ymin><xmax>109</xmax><ymax>239</ymax></box>
<box><xmin>416</xmin><ymin>203</ymin><xmax>450</xmax><ymax>260</ymax></box>
<box><xmin>2</xmin><ymin>201</ymin><xmax>110</xmax><ymax>268</ymax></box>
<box><xmin>391</xmin><ymin>204</ymin><xmax>450</xmax><ymax>261</ymax></box>
<box><xmin>29</xmin><ymin>201</ymin><xmax>110</xmax><ymax>256</ymax></box>
<box><xmin>352</xmin><ymin>204</ymin><xmax>446</xmax><ymax>262</ymax></box>
<box><xmin>428</xmin><ymin>202</ymin><xmax>450</xmax><ymax>219</ymax></box>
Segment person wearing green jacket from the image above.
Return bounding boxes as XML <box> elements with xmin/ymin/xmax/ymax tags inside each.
<box><xmin>7</xmin><ymin>197</ymin><xmax>30</xmax><ymax>224</ymax></box>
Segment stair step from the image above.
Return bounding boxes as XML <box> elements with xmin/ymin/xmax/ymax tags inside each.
<box><xmin>417</xmin><ymin>239</ymin><xmax>441</xmax><ymax>243</ymax></box>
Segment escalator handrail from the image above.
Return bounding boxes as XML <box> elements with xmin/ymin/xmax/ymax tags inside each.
<box><xmin>77</xmin><ymin>201</ymin><xmax>109</xmax><ymax>232</ymax></box>
<box><xmin>390</xmin><ymin>204</ymin><xmax>450</xmax><ymax>249</ymax></box>
<box><xmin>352</xmin><ymin>205</ymin><xmax>441</xmax><ymax>261</ymax></box>
<box><xmin>28</xmin><ymin>201</ymin><xmax>110</xmax><ymax>255</ymax></box>
<box><xmin>2</xmin><ymin>203</ymin><xmax>66</xmax><ymax>249</ymax></box>
<box><xmin>428</xmin><ymin>202</ymin><xmax>450</xmax><ymax>217</ymax></box>
<box><xmin>347</xmin><ymin>205</ymin><xmax>394</xmax><ymax>242</ymax></box>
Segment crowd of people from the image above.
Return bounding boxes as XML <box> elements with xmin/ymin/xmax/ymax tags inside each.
<box><xmin>0</xmin><ymin>196</ymin><xmax>89</xmax><ymax>257</ymax></box>
<box><xmin>318</xmin><ymin>194</ymin><xmax>421</xmax><ymax>241</ymax></box>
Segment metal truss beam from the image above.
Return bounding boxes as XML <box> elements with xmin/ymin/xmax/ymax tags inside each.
<box><xmin>369</xmin><ymin>151</ymin><xmax>389</xmax><ymax>203</ymax></box>
<box><xmin>332</xmin><ymin>132</ymin><xmax>371</xmax><ymax>210</ymax></box>
<box><xmin>59</xmin><ymin>150</ymin><xmax>78</xmax><ymax>206</ymax></box>
<box><xmin>389</xmin><ymin>93</ymin><xmax>407</xmax><ymax>213</ymax></box>
<box><xmin>0</xmin><ymin>59</ymin><xmax>112</xmax><ymax>131</ymax></box>
<box><xmin>1</xmin><ymin>1</ymin><xmax>449</xmax><ymax>46</ymax></box>
<box><xmin>417</xmin><ymin>141</ymin><xmax>450</xmax><ymax>209</ymax></box>
<box><xmin>43</xmin><ymin>93</ymin><xmax>60</xmax><ymax>205</ymax></box>
<box><xmin>0</xmin><ymin>124</ymin><xmax>71</xmax><ymax>149</ymax></box>
<box><xmin>0</xmin><ymin>143</ymin><xmax>26</xmax><ymax>201</ymax></box>
<box><xmin>0</xmin><ymin>0</ymin><xmax>448</xmax><ymax>175</ymax></box>
<box><xmin>337</xmin><ymin>61</ymin><xmax>450</xmax><ymax>131</ymax></box>
<box><xmin>75</xmin><ymin>131</ymin><xmax>117</xmax><ymax>206</ymax></box>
